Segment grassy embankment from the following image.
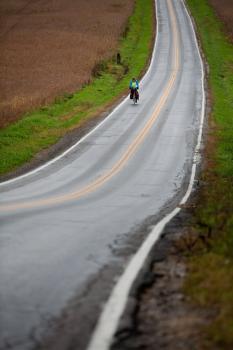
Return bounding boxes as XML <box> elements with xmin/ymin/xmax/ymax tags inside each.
<box><xmin>0</xmin><ymin>0</ymin><xmax>154</xmax><ymax>176</ymax></box>
<box><xmin>184</xmin><ymin>0</ymin><xmax>233</xmax><ymax>348</ymax></box>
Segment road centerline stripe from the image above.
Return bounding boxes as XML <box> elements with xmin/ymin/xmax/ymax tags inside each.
<box><xmin>0</xmin><ymin>0</ymin><xmax>179</xmax><ymax>213</ymax></box>
<box><xmin>87</xmin><ymin>0</ymin><xmax>206</xmax><ymax>349</ymax></box>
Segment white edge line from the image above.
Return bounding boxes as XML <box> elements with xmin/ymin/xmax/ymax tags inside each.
<box><xmin>87</xmin><ymin>0</ymin><xmax>206</xmax><ymax>349</ymax></box>
<box><xmin>0</xmin><ymin>2</ymin><xmax>157</xmax><ymax>188</ymax></box>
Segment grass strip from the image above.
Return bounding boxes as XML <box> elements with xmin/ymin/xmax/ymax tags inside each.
<box><xmin>184</xmin><ymin>0</ymin><xmax>233</xmax><ymax>348</ymax></box>
<box><xmin>0</xmin><ymin>0</ymin><xmax>154</xmax><ymax>176</ymax></box>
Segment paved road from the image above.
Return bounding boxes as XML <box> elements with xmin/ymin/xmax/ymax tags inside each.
<box><xmin>0</xmin><ymin>0</ymin><xmax>203</xmax><ymax>349</ymax></box>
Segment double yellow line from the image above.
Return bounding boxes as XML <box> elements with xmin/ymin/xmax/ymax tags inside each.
<box><xmin>0</xmin><ymin>0</ymin><xmax>180</xmax><ymax>212</ymax></box>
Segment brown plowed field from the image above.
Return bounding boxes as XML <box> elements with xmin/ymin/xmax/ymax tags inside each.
<box><xmin>0</xmin><ymin>0</ymin><xmax>134</xmax><ymax>127</ymax></box>
<box><xmin>209</xmin><ymin>0</ymin><xmax>233</xmax><ymax>41</ymax></box>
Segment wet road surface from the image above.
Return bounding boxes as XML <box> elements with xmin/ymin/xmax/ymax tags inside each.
<box><xmin>0</xmin><ymin>0</ymin><xmax>204</xmax><ymax>349</ymax></box>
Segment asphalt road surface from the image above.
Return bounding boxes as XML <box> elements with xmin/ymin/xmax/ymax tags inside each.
<box><xmin>0</xmin><ymin>0</ymin><xmax>204</xmax><ymax>349</ymax></box>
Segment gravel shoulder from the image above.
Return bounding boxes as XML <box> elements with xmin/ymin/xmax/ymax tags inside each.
<box><xmin>111</xmin><ymin>200</ymin><xmax>214</xmax><ymax>350</ymax></box>
<box><xmin>0</xmin><ymin>94</ymin><xmax>127</xmax><ymax>183</ymax></box>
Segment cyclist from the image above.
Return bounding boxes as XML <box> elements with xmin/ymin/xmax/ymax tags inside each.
<box><xmin>129</xmin><ymin>77</ymin><xmax>139</xmax><ymax>101</ymax></box>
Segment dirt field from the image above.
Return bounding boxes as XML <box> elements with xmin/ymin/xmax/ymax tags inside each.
<box><xmin>209</xmin><ymin>0</ymin><xmax>233</xmax><ymax>41</ymax></box>
<box><xmin>0</xmin><ymin>0</ymin><xmax>134</xmax><ymax>128</ymax></box>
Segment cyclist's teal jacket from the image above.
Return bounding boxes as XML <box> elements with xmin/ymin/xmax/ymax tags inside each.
<box><xmin>129</xmin><ymin>80</ymin><xmax>139</xmax><ymax>89</ymax></box>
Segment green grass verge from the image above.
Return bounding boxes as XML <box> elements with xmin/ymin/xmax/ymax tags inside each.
<box><xmin>0</xmin><ymin>0</ymin><xmax>154</xmax><ymax>176</ymax></box>
<box><xmin>184</xmin><ymin>0</ymin><xmax>233</xmax><ymax>348</ymax></box>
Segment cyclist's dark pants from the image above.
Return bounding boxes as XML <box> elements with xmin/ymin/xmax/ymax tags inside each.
<box><xmin>130</xmin><ymin>88</ymin><xmax>139</xmax><ymax>100</ymax></box>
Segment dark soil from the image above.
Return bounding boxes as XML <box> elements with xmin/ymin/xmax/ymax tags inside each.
<box><xmin>0</xmin><ymin>0</ymin><xmax>134</xmax><ymax>127</ymax></box>
<box><xmin>208</xmin><ymin>0</ymin><xmax>233</xmax><ymax>41</ymax></box>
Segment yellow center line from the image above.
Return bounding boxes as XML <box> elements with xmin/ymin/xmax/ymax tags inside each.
<box><xmin>0</xmin><ymin>0</ymin><xmax>179</xmax><ymax>212</ymax></box>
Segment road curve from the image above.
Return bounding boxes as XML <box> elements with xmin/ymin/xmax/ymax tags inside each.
<box><xmin>0</xmin><ymin>0</ymin><xmax>204</xmax><ymax>349</ymax></box>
